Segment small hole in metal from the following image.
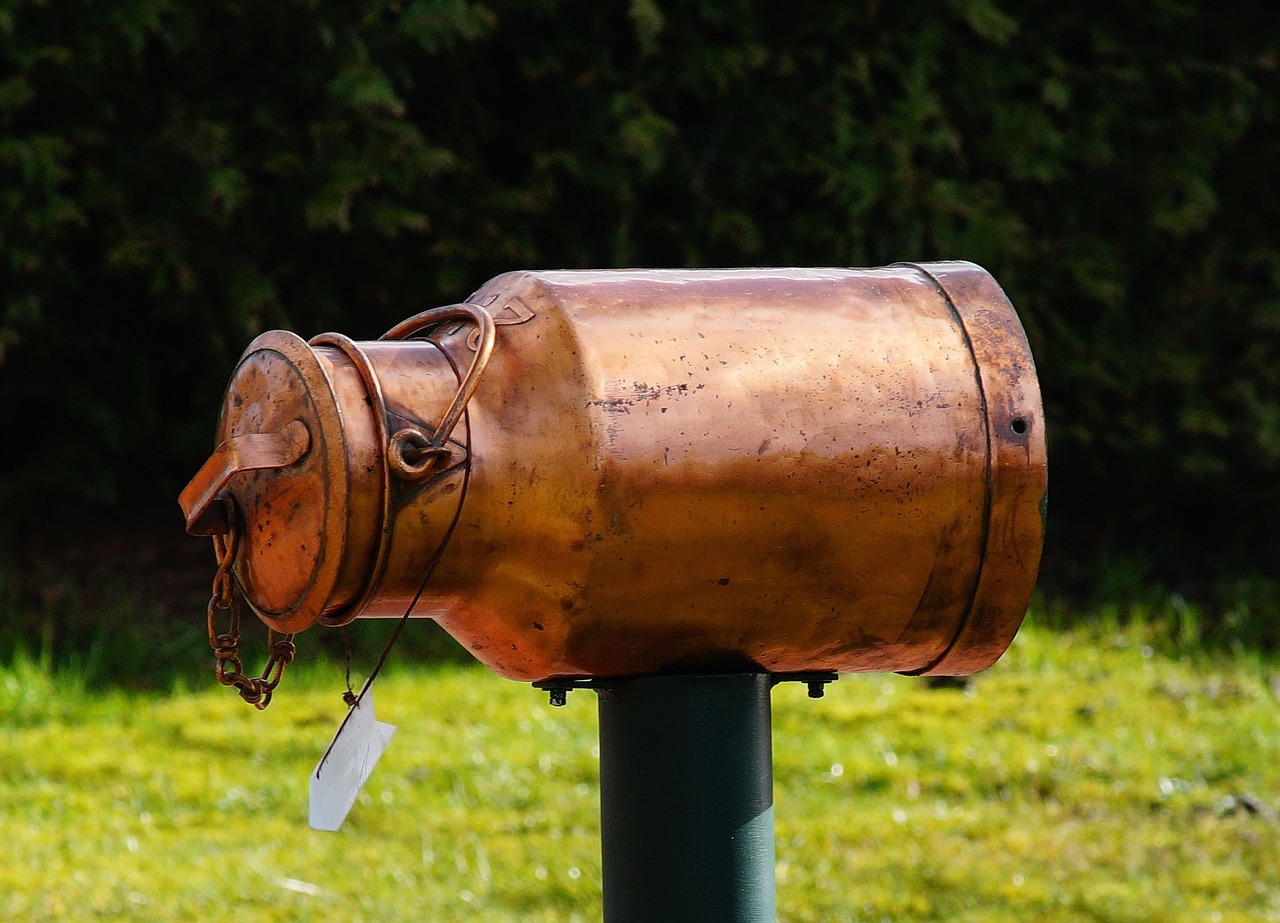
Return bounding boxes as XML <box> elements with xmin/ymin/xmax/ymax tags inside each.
<box><xmin>1010</xmin><ymin>417</ymin><xmax>1029</xmax><ymax>436</ymax></box>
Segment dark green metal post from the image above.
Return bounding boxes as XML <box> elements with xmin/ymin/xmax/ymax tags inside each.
<box><xmin>596</xmin><ymin>673</ymin><xmax>775</xmax><ymax>923</ymax></box>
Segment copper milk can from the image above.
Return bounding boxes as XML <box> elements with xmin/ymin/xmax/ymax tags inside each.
<box><xmin>181</xmin><ymin>262</ymin><xmax>1047</xmax><ymax>681</ymax></box>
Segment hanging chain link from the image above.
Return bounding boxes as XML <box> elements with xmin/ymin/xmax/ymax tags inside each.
<box><xmin>205</xmin><ymin>500</ymin><xmax>296</xmax><ymax>710</ymax></box>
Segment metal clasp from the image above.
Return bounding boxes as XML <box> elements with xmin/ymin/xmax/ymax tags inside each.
<box><xmin>381</xmin><ymin>303</ymin><xmax>496</xmax><ymax>481</ymax></box>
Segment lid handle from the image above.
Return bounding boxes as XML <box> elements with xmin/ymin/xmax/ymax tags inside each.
<box><xmin>179</xmin><ymin>420</ymin><xmax>311</xmax><ymax>536</ymax></box>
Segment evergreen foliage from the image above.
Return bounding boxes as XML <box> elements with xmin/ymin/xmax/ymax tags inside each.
<box><xmin>2</xmin><ymin>0</ymin><xmax>1277</xmax><ymax>581</ymax></box>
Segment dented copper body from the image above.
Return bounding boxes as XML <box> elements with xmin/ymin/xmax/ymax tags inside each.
<box><xmin>181</xmin><ymin>262</ymin><xmax>1047</xmax><ymax>681</ymax></box>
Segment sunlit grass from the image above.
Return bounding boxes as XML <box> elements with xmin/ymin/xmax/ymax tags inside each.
<box><xmin>2</xmin><ymin>610</ymin><xmax>1278</xmax><ymax>921</ymax></box>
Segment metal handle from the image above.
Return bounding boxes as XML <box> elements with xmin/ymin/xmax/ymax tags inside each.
<box><xmin>381</xmin><ymin>303</ymin><xmax>496</xmax><ymax>479</ymax></box>
<box><xmin>179</xmin><ymin>420</ymin><xmax>311</xmax><ymax>535</ymax></box>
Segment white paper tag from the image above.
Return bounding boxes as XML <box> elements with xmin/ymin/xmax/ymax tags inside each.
<box><xmin>309</xmin><ymin>690</ymin><xmax>397</xmax><ymax>831</ymax></box>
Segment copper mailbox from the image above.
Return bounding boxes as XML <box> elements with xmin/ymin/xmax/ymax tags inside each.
<box><xmin>181</xmin><ymin>262</ymin><xmax>1047</xmax><ymax>682</ymax></box>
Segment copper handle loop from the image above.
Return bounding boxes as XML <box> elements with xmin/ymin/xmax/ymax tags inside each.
<box><xmin>381</xmin><ymin>304</ymin><xmax>495</xmax><ymax>478</ymax></box>
<box><xmin>387</xmin><ymin>428</ymin><xmax>451</xmax><ymax>481</ymax></box>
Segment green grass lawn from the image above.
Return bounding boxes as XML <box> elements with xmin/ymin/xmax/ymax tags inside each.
<box><xmin>2</xmin><ymin>612</ymin><xmax>1278</xmax><ymax>922</ymax></box>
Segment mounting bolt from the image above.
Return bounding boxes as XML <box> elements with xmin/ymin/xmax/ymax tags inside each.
<box><xmin>549</xmin><ymin>687</ymin><xmax>568</xmax><ymax>707</ymax></box>
<box><xmin>806</xmin><ymin>681</ymin><xmax>826</xmax><ymax>699</ymax></box>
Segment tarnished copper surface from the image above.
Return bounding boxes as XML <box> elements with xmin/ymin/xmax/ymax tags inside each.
<box><xmin>181</xmin><ymin>262</ymin><xmax>1047</xmax><ymax>680</ymax></box>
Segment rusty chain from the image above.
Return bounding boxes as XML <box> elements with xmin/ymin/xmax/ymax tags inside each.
<box><xmin>205</xmin><ymin>500</ymin><xmax>296</xmax><ymax>710</ymax></box>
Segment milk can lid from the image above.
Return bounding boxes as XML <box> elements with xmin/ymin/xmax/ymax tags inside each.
<box><xmin>194</xmin><ymin>330</ymin><xmax>350</xmax><ymax>632</ymax></box>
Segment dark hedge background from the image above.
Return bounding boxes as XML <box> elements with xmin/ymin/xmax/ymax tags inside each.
<box><xmin>2</xmin><ymin>0</ymin><xmax>1278</xmax><ymax>620</ymax></box>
